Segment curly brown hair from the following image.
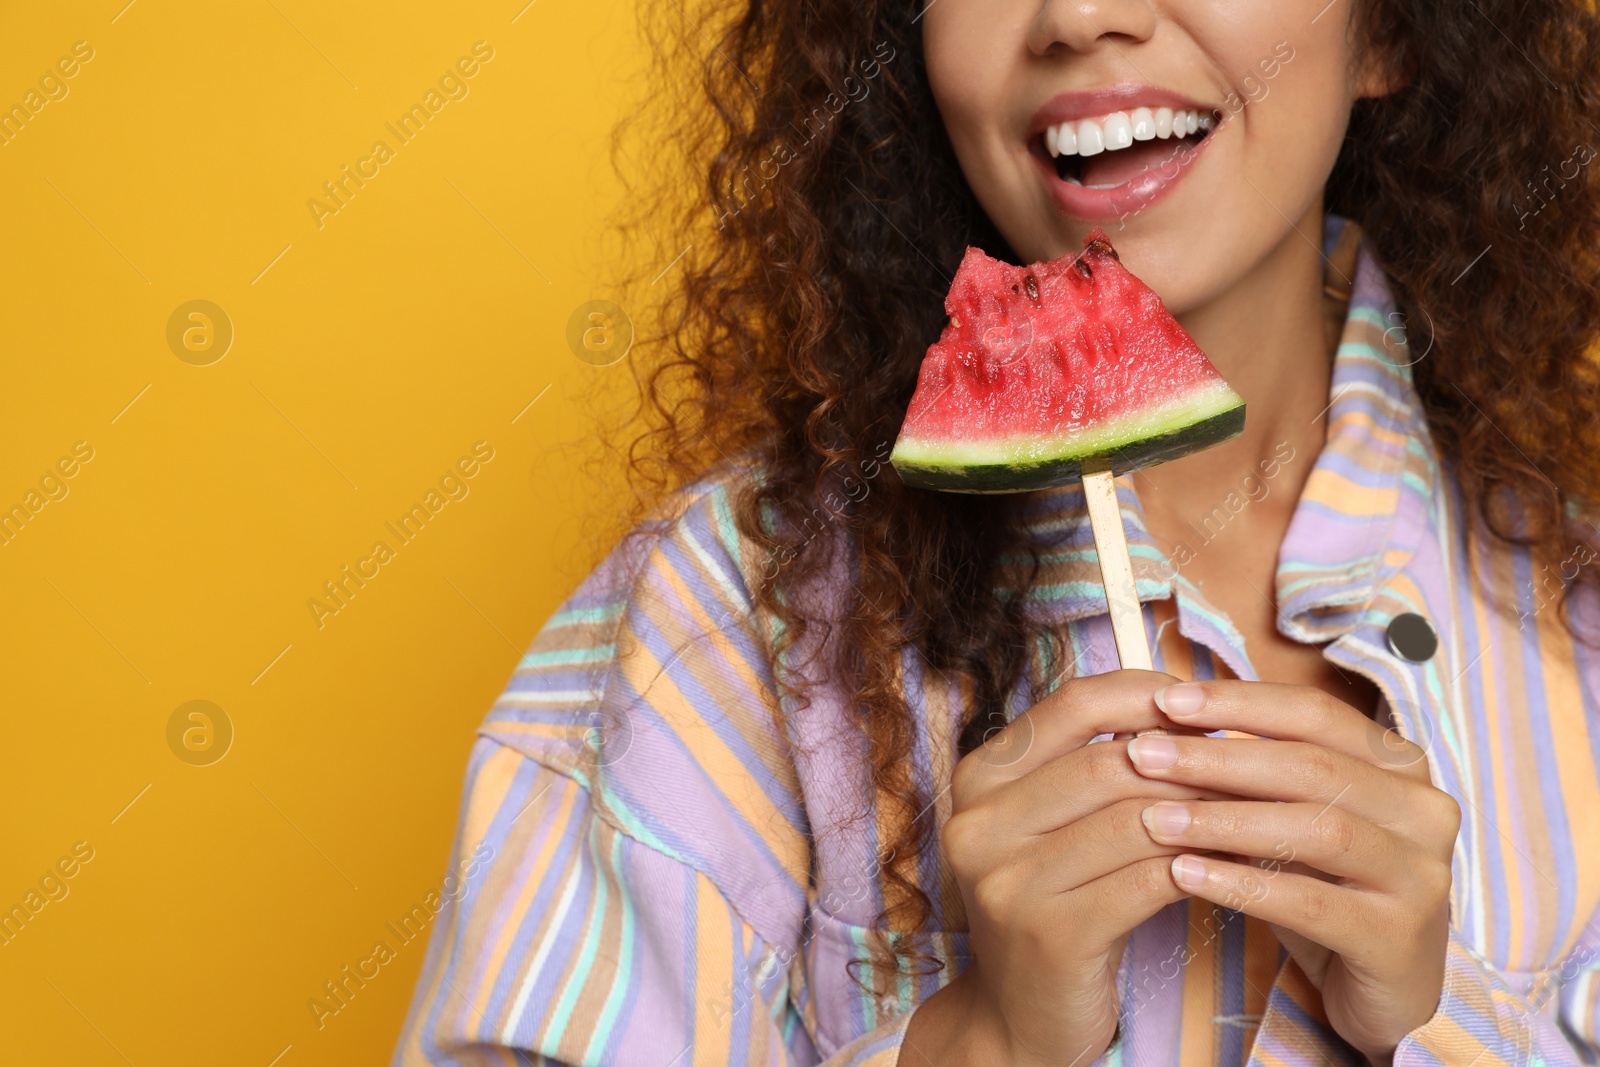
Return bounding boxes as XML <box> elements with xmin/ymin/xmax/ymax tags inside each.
<box><xmin>588</xmin><ymin>0</ymin><xmax>1600</xmax><ymax>993</ymax></box>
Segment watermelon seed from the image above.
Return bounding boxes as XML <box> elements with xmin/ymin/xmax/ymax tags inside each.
<box><xmin>1074</xmin><ymin>258</ymin><xmax>1094</xmax><ymax>279</ymax></box>
<box><xmin>1086</xmin><ymin>237</ymin><xmax>1120</xmax><ymax>261</ymax></box>
<box><xmin>1024</xmin><ymin>273</ymin><xmax>1039</xmax><ymax>300</ymax></box>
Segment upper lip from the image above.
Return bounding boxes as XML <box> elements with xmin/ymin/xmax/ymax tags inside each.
<box><xmin>1028</xmin><ymin>83</ymin><xmax>1216</xmax><ymax>135</ymax></box>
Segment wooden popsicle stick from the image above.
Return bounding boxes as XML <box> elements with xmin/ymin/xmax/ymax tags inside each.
<box><xmin>1081</xmin><ymin>469</ymin><xmax>1168</xmax><ymax>737</ymax></box>
<box><xmin>1081</xmin><ymin>469</ymin><xmax>1152</xmax><ymax>669</ymax></box>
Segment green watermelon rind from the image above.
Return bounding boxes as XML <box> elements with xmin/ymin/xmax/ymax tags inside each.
<box><xmin>893</xmin><ymin>381</ymin><xmax>1241</xmax><ymax>468</ymax></box>
<box><xmin>891</xmin><ymin>399</ymin><xmax>1246</xmax><ymax>494</ymax></box>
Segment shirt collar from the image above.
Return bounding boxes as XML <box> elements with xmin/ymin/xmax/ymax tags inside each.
<box><xmin>1009</xmin><ymin>215</ymin><xmax>1440</xmax><ymax>641</ymax></box>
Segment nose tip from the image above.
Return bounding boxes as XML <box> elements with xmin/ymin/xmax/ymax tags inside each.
<box><xmin>1027</xmin><ymin>0</ymin><xmax>1158</xmax><ymax>56</ymax></box>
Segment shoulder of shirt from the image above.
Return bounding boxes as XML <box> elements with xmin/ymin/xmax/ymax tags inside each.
<box><xmin>472</xmin><ymin>453</ymin><xmax>820</xmax><ymax>946</ymax></box>
<box><xmin>1439</xmin><ymin>464</ymin><xmax>1600</xmax><ymax>675</ymax></box>
<box><xmin>480</xmin><ymin>451</ymin><xmax>774</xmax><ymax>746</ymax></box>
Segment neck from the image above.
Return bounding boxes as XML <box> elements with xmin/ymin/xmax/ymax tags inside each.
<box><xmin>1133</xmin><ymin>201</ymin><xmax>1334</xmax><ymax>529</ymax></box>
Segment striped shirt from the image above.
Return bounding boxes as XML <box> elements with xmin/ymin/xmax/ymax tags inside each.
<box><xmin>392</xmin><ymin>216</ymin><xmax>1600</xmax><ymax>1066</ymax></box>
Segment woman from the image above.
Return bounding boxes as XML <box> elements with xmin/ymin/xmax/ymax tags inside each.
<box><xmin>393</xmin><ymin>0</ymin><xmax>1600</xmax><ymax>1063</ymax></box>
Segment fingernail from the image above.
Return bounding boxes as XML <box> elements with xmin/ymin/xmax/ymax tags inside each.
<box><xmin>1142</xmin><ymin>802</ymin><xmax>1191</xmax><ymax>837</ymax></box>
<box><xmin>1171</xmin><ymin>855</ymin><xmax>1207</xmax><ymax>888</ymax></box>
<box><xmin>1127</xmin><ymin>735</ymin><xmax>1178</xmax><ymax>770</ymax></box>
<box><xmin>1153</xmin><ymin>684</ymin><xmax>1205</xmax><ymax>718</ymax></box>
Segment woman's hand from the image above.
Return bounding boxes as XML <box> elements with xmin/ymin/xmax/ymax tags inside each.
<box><xmin>910</xmin><ymin>670</ymin><xmax>1232</xmax><ymax>1067</ymax></box>
<box><xmin>1125</xmin><ymin>680</ymin><xmax>1461</xmax><ymax>1066</ymax></box>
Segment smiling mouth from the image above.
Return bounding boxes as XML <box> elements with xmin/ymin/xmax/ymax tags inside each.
<box><xmin>1037</xmin><ymin>106</ymin><xmax>1218</xmax><ymax>189</ymax></box>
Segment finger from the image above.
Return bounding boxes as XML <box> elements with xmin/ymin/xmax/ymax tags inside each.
<box><xmin>1018</xmin><ymin>798</ymin><xmax>1199</xmax><ymax>892</ymax></box>
<box><xmin>947</xmin><ymin>745</ymin><xmax>1235</xmax><ymax>877</ymax></box>
<box><xmin>959</xmin><ymin>670</ymin><xmax>1183</xmax><ymax>794</ymax></box>
<box><xmin>1139</xmin><ymin>800</ymin><xmax>1401</xmax><ymax>886</ymax></box>
<box><xmin>1064</xmin><ymin>855</ymin><xmax>1191</xmax><ymax>953</ymax></box>
<box><xmin>1151</xmin><ymin>680</ymin><xmax>1432</xmax><ymax>779</ymax></box>
<box><xmin>1125</xmin><ymin>734</ymin><xmax>1424</xmax><ymax>830</ymax></box>
<box><xmin>985</xmin><ymin>737</ymin><xmax>1240</xmax><ymax>838</ymax></box>
<box><xmin>1167</xmin><ymin>853</ymin><xmax>1379</xmax><ymax>958</ymax></box>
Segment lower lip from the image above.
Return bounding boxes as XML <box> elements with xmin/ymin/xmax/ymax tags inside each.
<box><xmin>1033</xmin><ymin>129</ymin><xmax>1217</xmax><ymax>220</ymax></box>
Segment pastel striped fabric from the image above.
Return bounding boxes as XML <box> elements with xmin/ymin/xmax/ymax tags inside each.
<box><xmin>392</xmin><ymin>216</ymin><xmax>1600</xmax><ymax>1066</ymax></box>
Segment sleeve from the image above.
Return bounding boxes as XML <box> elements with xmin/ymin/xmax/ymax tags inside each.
<box><xmin>390</xmin><ymin>740</ymin><xmax>919</xmax><ymax>1066</ymax></box>
<box><xmin>1391</xmin><ymin>922</ymin><xmax>1600</xmax><ymax>1067</ymax></box>
<box><xmin>392</xmin><ymin>475</ymin><xmax>921</xmax><ymax>1066</ymax></box>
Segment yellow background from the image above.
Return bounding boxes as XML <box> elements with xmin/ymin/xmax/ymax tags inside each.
<box><xmin>0</xmin><ymin>1</ymin><xmax>648</xmax><ymax>1062</ymax></box>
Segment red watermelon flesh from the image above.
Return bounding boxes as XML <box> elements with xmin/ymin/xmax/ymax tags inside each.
<box><xmin>890</xmin><ymin>228</ymin><xmax>1244</xmax><ymax>493</ymax></box>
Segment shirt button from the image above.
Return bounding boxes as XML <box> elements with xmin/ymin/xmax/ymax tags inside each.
<box><xmin>1386</xmin><ymin>612</ymin><xmax>1438</xmax><ymax>662</ymax></box>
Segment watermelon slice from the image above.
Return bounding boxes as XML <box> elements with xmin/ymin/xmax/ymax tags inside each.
<box><xmin>890</xmin><ymin>228</ymin><xmax>1244</xmax><ymax>494</ymax></box>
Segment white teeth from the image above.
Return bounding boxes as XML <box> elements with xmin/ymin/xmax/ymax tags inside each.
<box><xmin>1046</xmin><ymin>106</ymin><xmax>1212</xmax><ymax>158</ymax></box>
<box><xmin>1076</xmin><ymin>118</ymin><xmax>1105</xmax><ymax>156</ymax></box>
<box><xmin>1101</xmin><ymin>112</ymin><xmax>1133</xmax><ymax>151</ymax></box>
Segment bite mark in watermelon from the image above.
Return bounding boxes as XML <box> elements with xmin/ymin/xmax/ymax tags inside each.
<box><xmin>891</xmin><ymin>228</ymin><xmax>1245</xmax><ymax>494</ymax></box>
